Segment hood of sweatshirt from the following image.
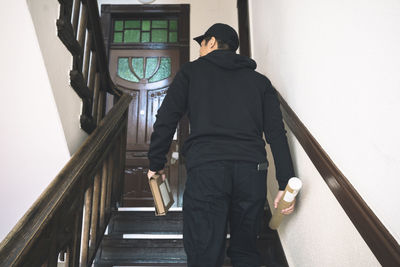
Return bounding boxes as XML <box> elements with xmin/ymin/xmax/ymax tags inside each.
<box><xmin>199</xmin><ymin>50</ymin><xmax>257</xmax><ymax>70</ymax></box>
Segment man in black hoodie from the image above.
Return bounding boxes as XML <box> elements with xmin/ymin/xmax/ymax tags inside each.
<box><xmin>148</xmin><ymin>23</ymin><xmax>295</xmax><ymax>267</ymax></box>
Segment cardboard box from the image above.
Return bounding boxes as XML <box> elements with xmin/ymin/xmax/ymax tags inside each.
<box><xmin>148</xmin><ymin>174</ymin><xmax>174</xmax><ymax>216</ymax></box>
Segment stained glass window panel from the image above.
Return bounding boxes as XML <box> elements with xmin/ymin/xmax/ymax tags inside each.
<box><xmin>149</xmin><ymin>57</ymin><xmax>171</xmax><ymax>82</ymax></box>
<box><xmin>118</xmin><ymin>58</ymin><xmax>139</xmax><ymax>82</ymax></box>
<box><xmin>114</xmin><ymin>19</ymin><xmax>178</xmax><ymax>44</ymax></box>
<box><xmin>145</xmin><ymin>57</ymin><xmax>158</xmax><ymax>79</ymax></box>
<box><xmin>125</xmin><ymin>20</ymin><xmax>140</xmax><ymax>28</ymax></box>
<box><xmin>142</xmin><ymin>20</ymin><xmax>151</xmax><ymax>31</ymax></box>
<box><xmin>141</xmin><ymin>32</ymin><xmax>150</xmax><ymax>43</ymax></box>
<box><xmin>152</xmin><ymin>29</ymin><xmax>167</xmax><ymax>43</ymax></box>
<box><xmin>115</xmin><ymin>20</ymin><xmax>124</xmax><ymax>31</ymax></box>
<box><xmin>114</xmin><ymin>32</ymin><xmax>123</xmax><ymax>43</ymax></box>
<box><xmin>169</xmin><ymin>20</ymin><xmax>178</xmax><ymax>31</ymax></box>
<box><xmin>131</xmin><ymin>58</ymin><xmax>144</xmax><ymax>79</ymax></box>
<box><xmin>124</xmin><ymin>30</ymin><xmax>140</xmax><ymax>43</ymax></box>
<box><xmin>169</xmin><ymin>32</ymin><xmax>178</xmax><ymax>43</ymax></box>
<box><xmin>152</xmin><ymin>20</ymin><xmax>168</xmax><ymax>28</ymax></box>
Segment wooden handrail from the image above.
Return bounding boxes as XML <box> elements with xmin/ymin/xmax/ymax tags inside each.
<box><xmin>277</xmin><ymin>91</ymin><xmax>400</xmax><ymax>266</ymax></box>
<box><xmin>0</xmin><ymin>93</ymin><xmax>132</xmax><ymax>267</ymax></box>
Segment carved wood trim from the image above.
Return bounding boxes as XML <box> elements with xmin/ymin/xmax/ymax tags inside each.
<box><xmin>56</xmin><ymin>0</ymin><xmax>121</xmax><ymax>134</ymax></box>
<box><xmin>70</xmin><ymin>70</ymin><xmax>92</xmax><ymax>99</ymax></box>
<box><xmin>57</xmin><ymin>0</ymin><xmax>82</xmax><ymax>56</ymax></box>
<box><xmin>81</xmin><ymin>112</ymin><xmax>96</xmax><ymax>134</ymax></box>
<box><xmin>277</xmin><ymin>92</ymin><xmax>400</xmax><ymax>266</ymax></box>
<box><xmin>56</xmin><ymin>18</ymin><xmax>82</xmax><ymax>56</ymax></box>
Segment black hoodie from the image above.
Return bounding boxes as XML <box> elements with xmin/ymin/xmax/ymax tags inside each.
<box><xmin>148</xmin><ymin>50</ymin><xmax>294</xmax><ymax>190</ymax></box>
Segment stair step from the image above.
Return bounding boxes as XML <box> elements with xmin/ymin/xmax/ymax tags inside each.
<box><xmin>108</xmin><ymin>211</ymin><xmax>183</xmax><ymax>235</ymax></box>
<box><xmin>94</xmin><ymin>236</ymin><xmax>236</xmax><ymax>266</ymax></box>
<box><xmin>98</xmin><ymin>264</ymin><xmax>188</xmax><ymax>267</ymax></box>
<box><xmin>94</xmin><ymin>236</ymin><xmax>273</xmax><ymax>266</ymax></box>
<box><xmin>118</xmin><ymin>207</ymin><xmax>182</xmax><ymax>212</ymax></box>
<box><xmin>122</xmin><ymin>234</ymin><xmax>183</xmax><ymax>239</ymax></box>
<box><xmin>95</xmin><ymin>264</ymin><xmax>234</xmax><ymax>267</ymax></box>
<box><xmin>108</xmin><ymin>209</ymin><xmax>274</xmax><ymax>239</ymax></box>
<box><xmin>95</xmin><ymin>237</ymin><xmax>186</xmax><ymax>264</ymax></box>
<box><xmin>94</xmin><ymin>263</ymin><xmax>234</xmax><ymax>267</ymax></box>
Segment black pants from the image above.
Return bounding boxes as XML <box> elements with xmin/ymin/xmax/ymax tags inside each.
<box><xmin>183</xmin><ymin>160</ymin><xmax>267</xmax><ymax>267</ymax></box>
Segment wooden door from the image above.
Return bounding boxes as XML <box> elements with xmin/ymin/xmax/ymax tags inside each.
<box><xmin>109</xmin><ymin>49</ymin><xmax>182</xmax><ymax>207</ymax></box>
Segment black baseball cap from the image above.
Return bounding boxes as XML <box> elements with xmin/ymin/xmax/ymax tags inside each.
<box><xmin>194</xmin><ymin>23</ymin><xmax>239</xmax><ymax>52</ymax></box>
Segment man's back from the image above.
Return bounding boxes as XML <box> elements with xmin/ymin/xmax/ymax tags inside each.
<box><xmin>180</xmin><ymin>49</ymin><xmax>272</xmax><ymax>170</ymax></box>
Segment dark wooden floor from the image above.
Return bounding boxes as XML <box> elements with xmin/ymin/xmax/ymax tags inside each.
<box><xmin>94</xmin><ymin>204</ymin><xmax>288</xmax><ymax>267</ymax></box>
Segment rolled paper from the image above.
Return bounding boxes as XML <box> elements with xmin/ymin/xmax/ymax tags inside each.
<box><xmin>269</xmin><ymin>177</ymin><xmax>302</xmax><ymax>230</ymax></box>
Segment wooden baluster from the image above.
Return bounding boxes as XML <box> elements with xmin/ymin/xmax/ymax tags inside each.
<box><xmin>80</xmin><ymin>184</ymin><xmax>93</xmax><ymax>266</ymax></box>
<box><xmin>64</xmin><ymin>247</ymin><xmax>70</xmax><ymax>267</ymax></box>
<box><xmin>101</xmin><ymin>89</ymin><xmax>107</xmax><ymax>120</ymax></box>
<box><xmin>116</xmin><ymin>127</ymin><xmax>126</xmax><ymax>204</ymax></box>
<box><xmin>115</xmin><ymin>124</ymin><xmax>128</xmax><ymax>205</ymax></box>
<box><xmin>77</xmin><ymin>2</ymin><xmax>87</xmax><ymax>49</ymax></box>
<box><xmin>82</xmin><ymin>30</ymin><xmax>92</xmax><ymax>82</ymax></box>
<box><xmin>119</xmin><ymin>123</ymin><xmax>128</xmax><ymax>204</ymax></box>
<box><xmin>112</xmin><ymin>134</ymin><xmax>122</xmax><ymax>205</ymax></box>
<box><xmin>92</xmin><ymin>72</ymin><xmax>101</xmax><ymax>123</ymax></box>
<box><xmin>88</xmin><ymin>51</ymin><xmax>97</xmax><ymax>90</ymax></box>
<box><xmin>70</xmin><ymin>195</ymin><xmax>84</xmax><ymax>267</ymax></box>
<box><xmin>106</xmin><ymin>148</ymin><xmax>115</xmax><ymax>214</ymax></box>
<box><xmin>76</xmin><ymin>1</ymin><xmax>87</xmax><ymax>73</ymax></box>
<box><xmin>117</xmin><ymin>134</ymin><xmax>124</xmax><ymax>204</ymax></box>
<box><xmin>84</xmin><ymin>49</ymin><xmax>96</xmax><ymax>123</ymax></box>
<box><xmin>99</xmin><ymin>159</ymin><xmax>108</xmax><ymax>229</ymax></box>
<box><xmin>71</xmin><ymin>0</ymin><xmax>81</xmax><ymax>36</ymax></box>
<box><xmin>89</xmin><ymin>170</ymin><xmax>101</xmax><ymax>252</ymax></box>
<box><xmin>96</xmin><ymin>89</ymin><xmax>105</xmax><ymax>124</ymax></box>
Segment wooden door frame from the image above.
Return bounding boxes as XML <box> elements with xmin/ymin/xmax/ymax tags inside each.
<box><xmin>237</xmin><ymin>0</ymin><xmax>251</xmax><ymax>57</ymax></box>
<box><xmin>101</xmin><ymin>4</ymin><xmax>190</xmax><ymax>207</ymax></box>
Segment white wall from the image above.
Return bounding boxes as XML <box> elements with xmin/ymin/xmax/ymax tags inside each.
<box><xmin>0</xmin><ymin>0</ymin><xmax>70</xmax><ymax>242</ymax></box>
<box><xmin>266</xmin><ymin>131</ymin><xmax>380</xmax><ymax>266</ymax></box>
<box><xmin>97</xmin><ymin>0</ymin><xmax>239</xmax><ymax>61</ymax></box>
<box><xmin>250</xmin><ymin>0</ymin><xmax>400</xmax><ymax>265</ymax></box>
<box><xmin>27</xmin><ymin>0</ymin><xmax>88</xmax><ymax>155</ymax></box>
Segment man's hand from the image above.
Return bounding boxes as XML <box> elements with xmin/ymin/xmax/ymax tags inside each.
<box><xmin>274</xmin><ymin>190</ymin><xmax>296</xmax><ymax>215</ymax></box>
<box><xmin>147</xmin><ymin>169</ymin><xmax>166</xmax><ymax>181</ymax></box>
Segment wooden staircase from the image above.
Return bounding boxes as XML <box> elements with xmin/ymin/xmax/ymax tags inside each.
<box><xmin>94</xmin><ymin>210</ymin><xmax>186</xmax><ymax>266</ymax></box>
<box><xmin>94</xmin><ymin>206</ymin><xmax>288</xmax><ymax>267</ymax></box>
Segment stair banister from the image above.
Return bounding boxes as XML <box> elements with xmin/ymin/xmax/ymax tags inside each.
<box><xmin>0</xmin><ymin>93</ymin><xmax>131</xmax><ymax>267</ymax></box>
